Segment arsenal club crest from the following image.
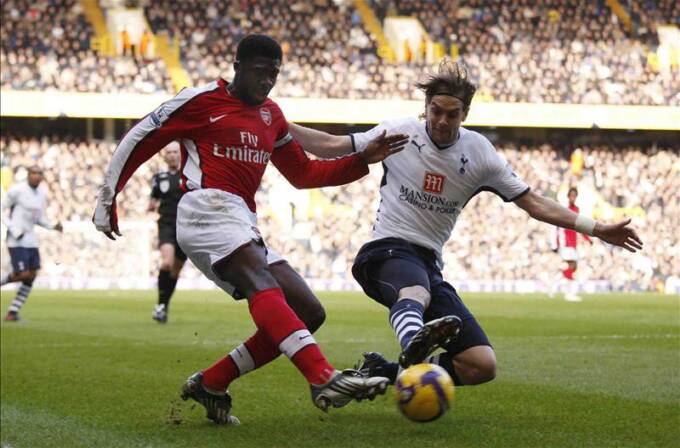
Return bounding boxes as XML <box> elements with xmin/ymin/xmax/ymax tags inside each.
<box><xmin>260</xmin><ymin>107</ymin><xmax>272</xmax><ymax>126</ymax></box>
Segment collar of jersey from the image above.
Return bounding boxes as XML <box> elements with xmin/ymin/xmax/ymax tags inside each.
<box><xmin>424</xmin><ymin>123</ymin><xmax>460</xmax><ymax>151</ymax></box>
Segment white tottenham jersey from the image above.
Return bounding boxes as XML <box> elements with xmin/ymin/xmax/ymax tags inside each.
<box><xmin>1</xmin><ymin>182</ymin><xmax>53</xmax><ymax>248</ymax></box>
<box><xmin>352</xmin><ymin>117</ymin><xmax>530</xmax><ymax>262</ymax></box>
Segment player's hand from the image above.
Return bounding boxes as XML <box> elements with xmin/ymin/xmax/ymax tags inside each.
<box><xmin>593</xmin><ymin>218</ymin><xmax>643</xmax><ymax>253</ymax></box>
<box><xmin>54</xmin><ymin>222</ymin><xmax>63</xmax><ymax>233</ymax></box>
<box><xmin>93</xmin><ymin>184</ymin><xmax>122</xmax><ymax>241</ymax></box>
<box><xmin>359</xmin><ymin>130</ymin><xmax>409</xmax><ymax>164</ymax></box>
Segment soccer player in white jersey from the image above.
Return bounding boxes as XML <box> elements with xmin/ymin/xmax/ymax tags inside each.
<box><xmin>1</xmin><ymin>166</ymin><xmax>62</xmax><ymax>321</ymax></box>
<box><xmin>288</xmin><ymin>60</ymin><xmax>643</xmax><ymax>387</ymax></box>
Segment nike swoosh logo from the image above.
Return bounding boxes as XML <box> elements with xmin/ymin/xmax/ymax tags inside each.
<box><xmin>209</xmin><ymin>114</ymin><xmax>227</xmax><ymax>123</ymax></box>
<box><xmin>298</xmin><ymin>335</ymin><xmax>312</xmax><ymax>341</ymax></box>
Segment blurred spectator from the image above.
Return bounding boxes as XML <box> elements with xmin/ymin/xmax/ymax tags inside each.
<box><xmin>1</xmin><ymin>0</ymin><xmax>174</xmax><ymax>93</ymax></box>
<box><xmin>1</xmin><ymin>135</ymin><xmax>677</xmax><ymax>292</ymax></box>
<box><xmin>1</xmin><ymin>0</ymin><xmax>677</xmax><ymax>104</ymax></box>
<box><xmin>385</xmin><ymin>0</ymin><xmax>679</xmax><ymax>105</ymax></box>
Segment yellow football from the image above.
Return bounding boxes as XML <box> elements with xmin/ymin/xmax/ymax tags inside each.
<box><xmin>395</xmin><ymin>363</ymin><xmax>455</xmax><ymax>422</ymax></box>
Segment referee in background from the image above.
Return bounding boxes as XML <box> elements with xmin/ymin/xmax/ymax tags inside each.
<box><xmin>148</xmin><ymin>142</ymin><xmax>186</xmax><ymax>323</ymax></box>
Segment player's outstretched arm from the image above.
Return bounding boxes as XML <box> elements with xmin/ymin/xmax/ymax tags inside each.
<box><xmin>272</xmin><ymin>132</ymin><xmax>406</xmax><ymax>190</ymax></box>
<box><xmin>514</xmin><ymin>190</ymin><xmax>643</xmax><ymax>253</ymax></box>
<box><xmin>288</xmin><ymin>122</ymin><xmax>408</xmax><ymax>159</ymax></box>
<box><xmin>288</xmin><ymin>122</ymin><xmax>353</xmax><ymax>158</ymax></box>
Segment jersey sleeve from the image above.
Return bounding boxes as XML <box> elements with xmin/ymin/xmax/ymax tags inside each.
<box><xmin>269</xmin><ymin>105</ymin><xmax>369</xmax><ymax>188</ymax></box>
<box><xmin>150</xmin><ymin>174</ymin><xmax>161</xmax><ymax>199</ymax></box>
<box><xmin>36</xmin><ymin>206</ymin><xmax>54</xmax><ymax>230</ymax></box>
<box><xmin>95</xmin><ymin>85</ymin><xmax>213</xmax><ymax>232</ymax></box>
<box><xmin>271</xmin><ymin>138</ymin><xmax>369</xmax><ymax>189</ymax></box>
<box><xmin>349</xmin><ymin>122</ymin><xmax>391</xmax><ymax>153</ymax></box>
<box><xmin>103</xmin><ymin>89</ymin><xmax>208</xmax><ymax>197</ymax></box>
<box><xmin>1</xmin><ymin>185</ymin><xmax>18</xmax><ymax>228</ymax></box>
<box><xmin>479</xmin><ymin>139</ymin><xmax>530</xmax><ymax>202</ymax></box>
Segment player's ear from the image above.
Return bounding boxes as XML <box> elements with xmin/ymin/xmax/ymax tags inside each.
<box><xmin>462</xmin><ymin>107</ymin><xmax>470</xmax><ymax>122</ymax></box>
<box><xmin>233</xmin><ymin>60</ymin><xmax>240</xmax><ymax>72</ymax></box>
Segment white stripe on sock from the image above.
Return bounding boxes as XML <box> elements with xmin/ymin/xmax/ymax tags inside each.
<box><xmin>426</xmin><ymin>354</ymin><xmax>441</xmax><ymax>365</ymax></box>
<box><xmin>397</xmin><ymin>325</ymin><xmax>421</xmax><ymax>342</ymax></box>
<box><xmin>279</xmin><ymin>329</ymin><xmax>316</xmax><ymax>359</ymax></box>
<box><xmin>395</xmin><ymin>317</ymin><xmax>423</xmax><ymax>334</ymax></box>
<box><xmin>229</xmin><ymin>343</ymin><xmax>255</xmax><ymax>375</ymax></box>
<box><xmin>390</xmin><ymin>310</ymin><xmax>421</xmax><ymax>327</ymax></box>
<box><xmin>9</xmin><ymin>286</ymin><xmax>31</xmax><ymax>312</ymax></box>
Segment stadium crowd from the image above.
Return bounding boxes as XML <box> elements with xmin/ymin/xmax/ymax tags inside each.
<box><xmin>2</xmin><ymin>0</ymin><xmax>677</xmax><ymax>105</ymax></box>
<box><xmin>1</xmin><ymin>135</ymin><xmax>677</xmax><ymax>292</ymax></box>
<box><xmin>378</xmin><ymin>0</ymin><xmax>679</xmax><ymax>105</ymax></box>
<box><xmin>1</xmin><ymin>0</ymin><xmax>173</xmax><ymax>93</ymax></box>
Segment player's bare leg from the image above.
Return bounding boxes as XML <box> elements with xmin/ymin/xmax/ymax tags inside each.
<box><xmin>564</xmin><ymin>260</ymin><xmax>582</xmax><ymax>302</ymax></box>
<box><xmin>270</xmin><ymin>261</ymin><xmax>326</xmax><ymax>333</ymax></box>
<box><xmin>359</xmin><ymin>345</ymin><xmax>496</xmax><ymax>387</ymax></box>
<box><xmin>194</xmin><ymin>261</ymin><xmax>327</xmax><ymax>413</ymax></box>
<box><xmin>184</xmin><ymin>241</ymin><xmax>387</xmax><ymax>421</ymax></box>
<box><xmin>450</xmin><ymin>346</ymin><xmax>497</xmax><ymax>385</ymax></box>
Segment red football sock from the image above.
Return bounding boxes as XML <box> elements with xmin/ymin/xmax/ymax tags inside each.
<box><xmin>202</xmin><ymin>330</ymin><xmax>281</xmax><ymax>391</ymax></box>
<box><xmin>202</xmin><ymin>355</ymin><xmax>238</xmax><ymax>392</ymax></box>
<box><xmin>563</xmin><ymin>268</ymin><xmax>575</xmax><ymax>280</ymax></box>
<box><xmin>249</xmin><ymin>288</ymin><xmax>334</xmax><ymax>385</ymax></box>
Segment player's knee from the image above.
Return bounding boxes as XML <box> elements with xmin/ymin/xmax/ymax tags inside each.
<box><xmin>305</xmin><ymin>306</ymin><xmax>326</xmax><ymax>333</ymax></box>
<box><xmin>466</xmin><ymin>357</ymin><xmax>497</xmax><ymax>385</ymax></box>
<box><xmin>398</xmin><ymin>285</ymin><xmax>430</xmax><ymax>308</ymax></box>
<box><xmin>170</xmin><ymin>264</ymin><xmax>183</xmax><ymax>278</ymax></box>
<box><xmin>160</xmin><ymin>261</ymin><xmax>172</xmax><ymax>271</ymax></box>
<box><xmin>17</xmin><ymin>271</ymin><xmax>36</xmax><ymax>282</ymax></box>
<box><xmin>21</xmin><ymin>278</ymin><xmax>34</xmax><ymax>287</ymax></box>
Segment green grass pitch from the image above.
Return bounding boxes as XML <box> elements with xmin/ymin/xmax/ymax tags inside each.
<box><xmin>1</xmin><ymin>290</ymin><xmax>678</xmax><ymax>448</ymax></box>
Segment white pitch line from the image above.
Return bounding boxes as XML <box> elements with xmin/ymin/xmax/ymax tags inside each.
<box><xmin>500</xmin><ymin>333</ymin><xmax>677</xmax><ymax>340</ymax></box>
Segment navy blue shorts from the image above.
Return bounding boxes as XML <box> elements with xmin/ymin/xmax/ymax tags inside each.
<box><xmin>9</xmin><ymin>247</ymin><xmax>41</xmax><ymax>273</ymax></box>
<box><xmin>352</xmin><ymin>238</ymin><xmax>491</xmax><ymax>355</ymax></box>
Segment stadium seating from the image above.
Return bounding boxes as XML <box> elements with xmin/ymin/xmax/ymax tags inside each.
<box><xmin>1</xmin><ymin>136</ymin><xmax>676</xmax><ymax>292</ymax></box>
<box><xmin>380</xmin><ymin>0</ymin><xmax>679</xmax><ymax>105</ymax></box>
<box><xmin>2</xmin><ymin>0</ymin><xmax>677</xmax><ymax>104</ymax></box>
<box><xmin>1</xmin><ymin>0</ymin><xmax>174</xmax><ymax>93</ymax></box>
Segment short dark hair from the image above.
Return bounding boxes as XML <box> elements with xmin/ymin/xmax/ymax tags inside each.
<box><xmin>236</xmin><ymin>34</ymin><xmax>282</xmax><ymax>63</ymax></box>
<box><xmin>27</xmin><ymin>164</ymin><xmax>43</xmax><ymax>174</ymax></box>
<box><xmin>416</xmin><ymin>59</ymin><xmax>476</xmax><ymax>108</ymax></box>
<box><xmin>568</xmin><ymin>187</ymin><xmax>578</xmax><ymax>196</ymax></box>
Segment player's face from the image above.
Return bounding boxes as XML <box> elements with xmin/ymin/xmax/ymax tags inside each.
<box><xmin>163</xmin><ymin>144</ymin><xmax>181</xmax><ymax>170</ymax></box>
<box><xmin>235</xmin><ymin>56</ymin><xmax>280</xmax><ymax>105</ymax></box>
<box><xmin>425</xmin><ymin>95</ymin><xmax>468</xmax><ymax>145</ymax></box>
<box><xmin>568</xmin><ymin>190</ymin><xmax>577</xmax><ymax>204</ymax></box>
<box><xmin>27</xmin><ymin>169</ymin><xmax>43</xmax><ymax>188</ymax></box>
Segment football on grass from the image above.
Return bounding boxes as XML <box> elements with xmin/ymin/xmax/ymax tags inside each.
<box><xmin>395</xmin><ymin>363</ymin><xmax>455</xmax><ymax>422</ymax></box>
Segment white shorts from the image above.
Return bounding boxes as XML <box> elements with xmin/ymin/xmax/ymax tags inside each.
<box><xmin>176</xmin><ymin>189</ymin><xmax>283</xmax><ymax>298</ymax></box>
<box><xmin>559</xmin><ymin>247</ymin><xmax>579</xmax><ymax>261</ymax></box>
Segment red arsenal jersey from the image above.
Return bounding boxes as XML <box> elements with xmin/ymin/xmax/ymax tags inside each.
<box><xmin>103</xmin><ymin>79</ymin><xmax>368</xmax><ymax>221</ymax></box>
<box><xmin>556</xmin><ymin>204</ymin><xmax>592</xmax><ymax>248</ymax></box>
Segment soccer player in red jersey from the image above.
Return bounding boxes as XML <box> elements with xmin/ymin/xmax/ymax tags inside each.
<box><xmin>554</xmin><ymin>187</ymin><xmax>593</xmax><ymax>301</ymax></box>
<box><xmin>93</xmin><ymin>35</ymin><xmax>408</xmax><ymax>424</ymax></box>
